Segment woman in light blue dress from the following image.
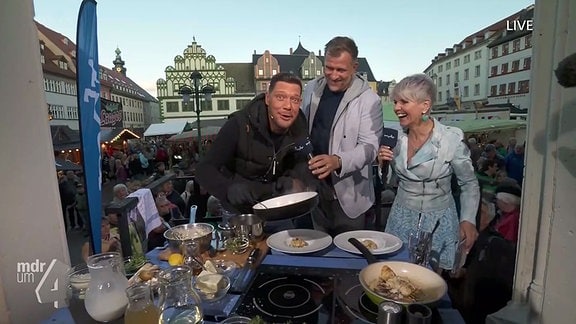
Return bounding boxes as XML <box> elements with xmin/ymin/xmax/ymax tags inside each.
<box><xmin>378</xmin><ymin>74</ymin><xmax>480</xmax><ymax>270</ymax></box>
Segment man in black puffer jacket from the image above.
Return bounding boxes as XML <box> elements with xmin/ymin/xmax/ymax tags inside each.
<box><xmin>196</xmin><ymin>72</ymin><xmax>312</xmax><ymax>215</ymax></box>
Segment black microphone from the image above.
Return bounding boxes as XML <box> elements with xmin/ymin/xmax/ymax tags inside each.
<box><xmin>294</xmin><ymin>137</ymin><xmax>336</xmax><ymax>200</ymax></box>
<box><xmin>379</xmin><ymin>128</ymin><xmax>398</xmax><ymax>186</ymax></box>
<box><xmin>380</xmin><ymin>127</ymin><xmax>398</xmax><ymax>149</ymax></box>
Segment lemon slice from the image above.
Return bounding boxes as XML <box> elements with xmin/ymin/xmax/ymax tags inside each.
<box><xmin>168</xmin><ymin>253</ymin><xmax>184</xmax><ymax>266</ymax></box>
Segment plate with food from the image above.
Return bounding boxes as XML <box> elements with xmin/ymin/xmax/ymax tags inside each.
<box><xmin>333</xmin><ymin>230</ymin><xmax>402</xmax><ymax>255</ymax></box>
<box><xmin>266</xmin><ymin>229</ymin><xmax>332</xmax><ymax>254</ymax></box>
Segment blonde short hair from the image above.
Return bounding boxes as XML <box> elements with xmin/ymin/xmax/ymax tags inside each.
<box><xmin>391</xmin><ymin>74</ymin><xmax>437</xmax><ymax>106</ymax></box>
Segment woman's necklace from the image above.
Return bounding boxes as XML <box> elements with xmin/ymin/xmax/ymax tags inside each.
<box><xmin>408</xmin><ymin>127</ymin><xmax>434</xmax><ymax>154</ymax></box>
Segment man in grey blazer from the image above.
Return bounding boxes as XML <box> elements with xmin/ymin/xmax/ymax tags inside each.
<box><xmin>301</xmin><ymin>36</ymin><xmax>383</xmax><ymax>235</ymax></box>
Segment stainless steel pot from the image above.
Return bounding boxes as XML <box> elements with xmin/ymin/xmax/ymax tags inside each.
<box><xmin>163</xmin><ymin>223</ymin><xmax>214</xmax><ymax>253</ymax></box>
<box><xmin>229</xmin><ymin>214</ymin><xmax>264</xmax><ymax>242</ymax></box>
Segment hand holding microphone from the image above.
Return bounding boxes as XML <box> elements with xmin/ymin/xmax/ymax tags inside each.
<box><xmin>294</xmin><ymin>138</ymin><xmax>338</xmax><ymax>180</ymax></box>
<box><xmin>378</xmin><ymin>128</ymin><xmax>398</xmax><ymax>165</ymax></box>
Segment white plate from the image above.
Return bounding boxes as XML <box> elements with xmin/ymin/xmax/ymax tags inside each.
<box><xmin>266</xmin><ymin>229</ymin><xmax>332</xmax><ymax>254</ymax></box>
<box><xmin>333</xmin><ymin>230</ymin><xmax>402</xmax><ymax>255</ymax></box>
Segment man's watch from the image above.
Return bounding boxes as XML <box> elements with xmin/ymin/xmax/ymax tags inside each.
<box><xmin>335</xmin><ymin>155</ymin><xmax>342</xmax><ymax>172</ymax></box>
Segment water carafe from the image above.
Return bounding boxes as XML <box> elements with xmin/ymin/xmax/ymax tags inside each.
<box><xmin>124</xmin><ymin>283</ymin><xmax>160</xmax><ymax>324</ymax></box>
<box><xmin>84</xmin><ymin>252</ymin><xmax>129</xmax><ymax>322</ymax></box>
<box><xmin>158</xmin><ymin>265</ymin><xmax>204</xmax><ymax>323</ymax></box>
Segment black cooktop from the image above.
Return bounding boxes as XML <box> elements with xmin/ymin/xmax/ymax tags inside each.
<box><xmin>232</xmin><ymin>264</ymin><xmax>443</xmax><ymax>324</ymax></box>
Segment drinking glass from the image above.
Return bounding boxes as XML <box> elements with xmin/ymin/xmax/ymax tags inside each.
<box><xmin>408</xmin><ymin>230</ymin><xmax>433</xmax><ymax>266</ymax></box>
<box><xmin>157</xmin><ymin>265</ymin><xmax>203</xmax><ymax>324</ymax></box>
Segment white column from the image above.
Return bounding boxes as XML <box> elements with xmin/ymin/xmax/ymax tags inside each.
<box><xmin>0</xmin><ymin>0</ymin><xmax>71</xmax><ymax>323</ymax></box>
<box><xmin>514</xmin><ymin>0</ymin><xmax>576</xmax><ymax>322</ymax></box>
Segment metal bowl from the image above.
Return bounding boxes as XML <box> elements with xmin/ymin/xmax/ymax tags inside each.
<box><xmin>163</xmin><ymin>223</ymin><xmax>215</xmax><ymax>253</ymax></box>
<box><xmin>229</xmin><ymin>214</ymin><xmax>264</xmax><ymax>241</ymax></box>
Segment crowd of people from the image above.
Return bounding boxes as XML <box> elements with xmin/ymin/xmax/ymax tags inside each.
<box><xmin>66</xmin><ymin>35</ymin><xmax>525</xmax><ymax>323</ymax></box>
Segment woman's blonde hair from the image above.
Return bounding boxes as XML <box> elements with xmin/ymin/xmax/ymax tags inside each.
<box><xmin>391</xmin><ymin>74</ymin><xmax>437</xmax><ymax>106</ymax></box>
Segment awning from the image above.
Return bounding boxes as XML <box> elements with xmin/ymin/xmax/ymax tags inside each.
<box><xmin>167</xmin><ymin>126</ymin><xmax>222</xmax><ymax>142</ymax></box>
<box><xmin>443</xmin><ymin>119</ymin><xmax>527</xmax><ymax>133</ymax></box>
<box><xmin>100</xmin><ymin>128</ymin><xmax>140</xmax><ymax>143</ymax></box>
<box><xmin>55</xmin><ymin>158</ymin><xmax>82</xmax><ymax>171</ymax></box>
<box><xmin>143</xmin><ymin>121</ymin><xmax>189</xmax><ymax>137</ymax></box>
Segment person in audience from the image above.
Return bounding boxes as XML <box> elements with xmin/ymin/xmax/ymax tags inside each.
<box><xmin>156</xmin><ymin>192</ymin><xmax>183</xmax><ymax>223</ymax></box>
<box><xmin>504</xmin><ymin>143</ymin><xmax>525</xmax><ymax>186</ymax></box>
<box><xmin>180</xmin><ymin>180</ymin><xmax>195</xmax><ymax>207</ymax></box>
<box><xmin>475</xmin><ymin>159</ymin><xmax>499</xmax><ymax>194</ymax></box>
<box><xmin>111</xmin><ymin>183</ymin><xmax>129</xmax><ymax>204</ymax></box>
<box><xmin>494</xmin><ymin>184</ymin><xmax>522</xmax><ymax>243</ymax></box>
<box><xmin>160</xmin><ymin>179</ymin><xmax>186</xmax><ymax>215</ymax></box>
<box><xmin>81</xmin><ymin>217</ymin><xmax>120</xmax><ymax>262</ymax></box>
<box><xmin>206</xmin><ymin>195</ymin><xmax>223</xmax><ymax>218</ymax></box>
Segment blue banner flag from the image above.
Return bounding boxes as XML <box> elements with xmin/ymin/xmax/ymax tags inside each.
<box><xmin>76</xmin><ymin>0</ymin><xmax>102</xmax><ymax>253</ymax></box>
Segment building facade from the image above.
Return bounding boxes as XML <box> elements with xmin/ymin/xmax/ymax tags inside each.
<box><xmin>423</xmin><ymin>6</ymin><xmax>533</xmax><ymax>114</ymax></box>
<box><xmin>253</xmin><ymin>42</ymin><xmax>378</xmax><ymax>94</ymax></box>
<box><xmin>36</xmin><ymin>22</ymin><xmax>159</xmax><ymax>133</ymax></box>
<box><xmin>156</xmin><ymin>40</ymin><xmax>255</xmax><ymax>123</ymax></box>
<box><xmin>487</xmin><ymin>7</ymin><xmax>534</xmax><ymax>112</ymax></box>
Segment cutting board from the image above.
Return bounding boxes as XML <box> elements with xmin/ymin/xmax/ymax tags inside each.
<box><xmin>158</xmin><ymin>238</ymin><xmax>269</xmax><ymax>268</ymax></box>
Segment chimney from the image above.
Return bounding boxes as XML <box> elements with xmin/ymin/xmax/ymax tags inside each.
<box><xmin>290</xmin><ymin>47</ymin><xmax>293</xmax><ymax>55</ymax></box>
<box><xmin>319</xmin><ymin>49</ymin><xmax>321</xmax><ymax>56</ymax></box>
<box><xmin>253</xmin><ymin>50</ymin><xmax>256</xmax><ymax>54</ymax></box>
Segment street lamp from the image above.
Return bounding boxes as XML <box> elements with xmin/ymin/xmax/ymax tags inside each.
<box><xmin>178</xmin><ymin>70</ymin><xmax>215</xmax><ymax>157</ymax></box>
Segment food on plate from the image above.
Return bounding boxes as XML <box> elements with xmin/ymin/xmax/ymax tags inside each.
<box><xmin>362</xmin><ymin>239</ymin><xmax>378</xmax><ymax>250</ymax></box>
<box><xmin>372</xmin><ymin>265</ymin><xmax>421</xmax><ymax>303</ymax></box>
<box><xmin>138</xmin><ymin>269</ymin><xmax>154</xmax><ymax>282</ymax></box>
<box><xmin>289</xmin><ymin>237</ymin><xmax>309</xmax><ymax>248</ymax></box>
<box><xmin>127</xmin><ymin>263</ymin><xmax>160</xmax><ymax>288</ymax></box>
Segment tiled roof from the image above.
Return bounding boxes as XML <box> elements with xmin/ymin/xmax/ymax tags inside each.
<box><xmin>252</xmin><ymin>53</ymin><xmax>377</xmax><ymax>82</ymax></box>
<box><xmin>219</xmin><ymin>63</ymin><xmax>256</xmax><ymax>94</ymax></box>
<box><xmin>35</xmin><ymin>20</ymin><xmax>157</xmax><ymax>102</ymax></box>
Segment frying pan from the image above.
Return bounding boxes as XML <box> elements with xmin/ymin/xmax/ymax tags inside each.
<box><xmin>349</xmin><ymin>238</ymin><xmax>447</xmax><ymax>307</ymax></box>
<box><xmin>252</xmin><ymin>191</ymin><xmax>319</xmax><ymax>221</ymax></box>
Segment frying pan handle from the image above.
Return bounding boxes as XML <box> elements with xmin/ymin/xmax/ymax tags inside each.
<box><xmin>348</xmin><ymin>238</ymin><xmax>378</xmax><ymax>264</ymax></box>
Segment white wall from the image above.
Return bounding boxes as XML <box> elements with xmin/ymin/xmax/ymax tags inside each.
<box><xmin>0</xmin><ymin>0</ymin><xmax>71</xmax><ymax>322</ymax></box>
<box><xmin>513</xmin><ymin>0</ymin><xmax>576</xmax><ymax>322</ymax></box>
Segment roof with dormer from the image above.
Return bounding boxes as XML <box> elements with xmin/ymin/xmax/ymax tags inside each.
<box><xmin>35</xmin><ymin>20</ymin><xmax>157</xmax><ymax>102</ymax></box>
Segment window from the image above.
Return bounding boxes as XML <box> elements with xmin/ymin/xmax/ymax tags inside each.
<box><xmin>508</xmin><ymin>82</ymin><xmax>516</xmax><ymax>94</ymax></box>
<box><xmin>438</xmin><ymin>77</ymin><xmax>443</xmax><ymax>87</ymax></box>
<box><xmin>40</xmin><ymin>55</ymin><xmax>45</xmax><ymax>64</ymax></box>
<box><xmin>501</xmin><ymin>63</ymin><xmax>509</xmax><ymax>74</ymax></box>
<box><xmin>474</xmin><ymin>84</ymin><xmax>480</xmax><ymax>96</ymax></box>
<box><xmin>475</xmin><ymin>65</ymin><xmax>481</xmax><ymax>77</ymax></box>
<box><xmin>464</xmin><ymin>69</ymin><xmax>469</xmax><ymax>80</ymax></box>
<box><xmin>438</xmin><ymin>91</ymin><xmax>443</xmax><ymax>102</ymax></box>
<box><xmin>463</xmin><ymin>86</ymin><xmax>469</xmax><ymax>97</ymax></box>
<box><xmin>491</xmin><ymin>47</ymin><xmax>498</xmax><ymax>58</ymax></box>
<box><xmin>446</xmin><ymin>74</ymin><xmax>451</xmax><ymax>85</ymax></box>
<box><xmin>236</xmin><ymin>99</ymin><xmax>251</xmax><ymax>110</ymax></box>
<box><xmin>513</xmin><ymin>39</ymin><xmax>521</xmax><ymax>52</ymax></box>
<box><xmin>446</xmin><ymin>90</ymin><xmax>450</xmax><ymax>99</ymax></box>
<box><xmin>438</xmin><ymin>65</ymin><xmax>443</xmax><ymax>73</ymax></box>
<box><xmin>304</xmin><ymin>69</ymin><xmax>309</xmax><ymax>77</ymax></box>
<box><xmin>499</xmin><ymin>84</ymin><xmax>506</xmax><ymax>95</ymax></box>
<box><xmin>182</xmin><ymin>100</ymin><xmax>193</xmax><ymax>112</ymax></box>
<box><xmin>512</xmin><ymin>60</ymin><xmax>520</xmax><ymax>71</ymax></box>
<box><xmin>454</xmin><ymin>58</ymin><xmax>460</xmax><ymax>67</ymax></box>
<box><xmin>261</xmin><ymin>82</ymin><xmax>268</xmax><ymax>91</ymax></box>
<box><xmin>490</xmin><ymin>85</ymin><xmax>497</xmax><ymax>96</ymax></box>
<box><xmin>502</xmin><ymin>43</ymin><xmax>509</xmax><ymax>55</ymax></box>
<box><xmin>464</xmin><ymin>54</ymin><xmax>470</xmax><ymax>63</ymax></box>
<box><xmin>518</xmin><ymin>80</ymin><xmax>530</xmax><ymax>93</ymax></box>
<box><xmin>201</xmin><ymin>100</ymin><xmax>212</xmax><ymax>111</ymax></box>
<box><xmin>272</xmin><ymin>69</ymin><xmax>277</xmax><ymax>75</ymax></box>
<box><xmin>446</xmin><ymin>62</ymin><xmax>451</xmax><ymax>70</ymax></box>
<box><xmin>523</xmin><ymin>57</ymin><xmax>532</xmax><ymax>69</ymax></box>
<box><xmin>474</xmin><ymin>50</ymin><xmax>482</xmax><ymax>60</ymax></box>
<box><xmin>525</xmin><ymin>34</ymin><xmax>532</xmax><ymax>48</ymax></box>
<box><xmin>455</xmin><ymin>72</ymin><xmax>460</xmax><ymax>82</ymax></box>
<box><xmin>217</xmin><ymin>100</ymin><xmax>230</xmax><ymax>111</ymax></box>
<box><xmin>166</xmin><ymin>102</ymin><xmax>179</xmax><ymax>112</ymax></box>
<box><xmin>258</xmin><ymin>69</ymin><xmax>264</xmax><ymax>76</ymax></box>
<box><xmin>491</xmin><ymin>66</ymin><xmax>498</xmax><ymax>76</ymax></box>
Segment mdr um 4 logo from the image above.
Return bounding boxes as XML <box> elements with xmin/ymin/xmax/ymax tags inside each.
<box><xmin>16</xmin><ymin>259</ymin><xmax>69</xmax><ymax>308</ymax></box>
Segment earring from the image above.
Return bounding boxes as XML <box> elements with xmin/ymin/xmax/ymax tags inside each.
<box><xmin>269</xmin><ymin>115</ymin><xmax>274</xmax><ymax>120</ymax></box>
<box><xmin>421</xmin><ymin>113</ymin><xmax>429</xmax><ymax>122</ymax></box>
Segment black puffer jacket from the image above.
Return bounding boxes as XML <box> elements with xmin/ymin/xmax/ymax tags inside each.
<box><xmin>196</xmin><ymin>94</ymin><xmax>310</xmax><ymax>213</ymax></box>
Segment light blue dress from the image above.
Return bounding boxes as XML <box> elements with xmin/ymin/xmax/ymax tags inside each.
<box><xmin>385</xmin><ymin>120</ymin><xmax>480</xmax><ymax>270</ymax></box>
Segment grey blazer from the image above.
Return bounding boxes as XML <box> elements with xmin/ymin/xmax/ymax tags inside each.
<box><xmin>301</xmin><ymin>74</ymin><xmax>383</xmax><ymax>218</ymax></box>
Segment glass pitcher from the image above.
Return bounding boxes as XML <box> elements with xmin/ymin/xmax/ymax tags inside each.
<box><xmin>158</xmin><ymin>265</ymin><xmax>204</xmax><ymax>323</ymax></box>
<box><xmin>124</xmin><ymin>283</ymin><xmax>160</xmax><ymax>324</ymax></box>
<box><xmin>84</xmin><ymin>252</ymin><xmax>129</xmax><ymax>322</ymax></box>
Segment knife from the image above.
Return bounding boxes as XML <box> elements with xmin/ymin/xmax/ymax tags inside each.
<box><xmin>230</xmin><ymin>247</ymin><xmax>260</xmax><ymax>293</ymax></box>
